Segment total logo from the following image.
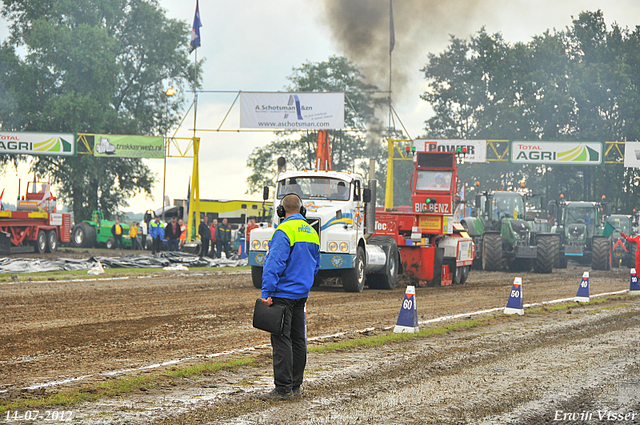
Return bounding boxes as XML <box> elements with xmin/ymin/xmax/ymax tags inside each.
<box><xmin>415</xmin><ymin>203</ymin><xmax>450</xmax><ymax>213</ymax></box>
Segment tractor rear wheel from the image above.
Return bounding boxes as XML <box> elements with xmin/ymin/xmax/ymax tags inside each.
<box><xmin>482</xmin><ymin>233</ymin><xmax>503</xmax><ymax>271</ymax></box>
<box><xmin>534</xmin><ymin>235</ymin><xmax>558</xmax><ymax>274</ymax></box>
<box><xmin>71</xmin><ymin>223</ymin><xmax>96</xmax><ymax>248</ymax></box>
<box><xmin>592</xmin><ymin>237</ymin><xmax>612</xmax><ymax>270</ymax></box>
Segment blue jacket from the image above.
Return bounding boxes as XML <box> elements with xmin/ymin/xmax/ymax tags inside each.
<box><xmin>261</xmin><ymin>213</ymin><xmax>320</xmax><ymax>299</ymax></box>
<box><xmin>149</xmin><ymin>219</ymin><xmax>165</xmax><ymax>239</ymax></box>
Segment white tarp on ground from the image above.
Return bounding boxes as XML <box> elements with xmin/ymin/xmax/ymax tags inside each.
<box><xmin>0</xmin><ymin>252</ymin><xmax>248</xmax><ymax>274</ymax></box>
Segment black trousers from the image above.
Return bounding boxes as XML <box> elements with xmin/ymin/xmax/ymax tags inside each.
<box><xmin>200</xmin><ymin>238</ymin><xmax>210</xmax><ymax>258</ymax></box>
<box><xmin>270</xmin><ymin>297</ymin><xmax>307</xmax><ymax>393</ymax></box>
<box><xmin>152</xmin><ymin>236</ymin><xmax>163</xmax><ymax>254</ymax></box>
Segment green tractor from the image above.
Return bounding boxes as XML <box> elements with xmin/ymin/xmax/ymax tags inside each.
<box><xmin>71</xmin><ymin>210</ymin><xmax>133</xmax><ymax>249</ymax></box>
<box><xmin>606</xmin><ymin>214</ymin><xmax>635</xmax><ymax>268</ymax></box>
<box><xmin>461</xmin><ymin>191</ymin><xmax>559</xmax><ymax>273</ymax></box>
<box><xmin>549</xmin><ymin>198</ymin><xmax>612</xmax><ymax>270</ymax></box>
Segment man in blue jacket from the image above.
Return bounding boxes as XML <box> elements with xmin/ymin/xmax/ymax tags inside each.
<box><xmin>261</xmin><ymin>194</ymin><xmax>320</xmax><ymax>400</ymax></box>
<box><xmin>149</xmin><ymin>215</ymin><xmax>165</xmax><ymax>255</ymax></box>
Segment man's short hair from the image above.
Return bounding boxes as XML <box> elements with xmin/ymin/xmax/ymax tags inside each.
<box><xmin>283</xmin><ymin>194</ymin><xmax>302</xmax><ymax>214</ymax></box>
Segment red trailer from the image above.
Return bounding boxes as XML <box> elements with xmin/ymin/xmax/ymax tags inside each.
<box><xmin>0</xmin><ymin>182</ymin><xmax>71</xmax><ymax>254</ymax></box>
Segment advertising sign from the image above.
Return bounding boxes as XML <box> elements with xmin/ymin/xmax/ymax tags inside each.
<box><xmin>93</xmin><ymin>135</ymin><xmax>164</xmax><ymax>158</ymax></box>
<box><xmin>624</xmin><ymin>142</ymin><xmax>640</xmax><ymax>168</ymax></box>
<box><xmin>0</xmin><ymin>132</ymin><xmax>75</xmax><ymax>156</ymax></box>
<box><xmin>510</xmin><ymin>141</ymin><xmax>603</xmax><ymax>165</ymax></box>
<box><xmin>413</xmin><ymin>139</ymin><xmax>487</xmax><ymax>163</ymax></box>
<box><xmin>240</xmin><ymin>92</ymin><xmax>344</xmax><ymax>130</ymax></box>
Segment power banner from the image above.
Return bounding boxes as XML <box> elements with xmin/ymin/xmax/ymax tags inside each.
<box><xmin>0</xmin><ymin>132</ymin><xmax>75</xmax><ymax>156</ymax></box>
<box><xmin>93</xmin><ymin>135</ymin><xmax>164</xmax><ymax>158</ymax></box>
<box><xmin>510</xmin><ymin>141</ymin><xmax>603</xmax><ymax>165</ymax></box>
<box><xmin>240</xmin><ymin>92</ymin><xmax>344</xmax><ymax>130</ymax></box>
<box><xmin>413</xmin><ymin>139</ymin><xmax>487</xmax><ymax>163</ymax></box>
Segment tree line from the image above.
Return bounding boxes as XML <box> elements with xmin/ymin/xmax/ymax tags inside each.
<box><xmin>1</xmin><ymin>6</ymin><xmax>638</xmax><ymax>219</ymax></box>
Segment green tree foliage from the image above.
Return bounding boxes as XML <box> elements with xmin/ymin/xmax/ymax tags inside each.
<box><xmin>0</xmin><ymin>0</ymin><xmax>197</xmax><ymax>220</ymax></box>
<box><xmin>246</xmin><ymin>56</ymin><xmax>381</xmax><ymax>194</ymax></box>
<box><xmin>421</xmin><ymin>10</ymin><xmax>640</xmax><ymax>212</ymax></box>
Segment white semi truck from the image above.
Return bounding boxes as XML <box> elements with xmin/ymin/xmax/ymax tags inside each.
<box><xmin>248</xmin><ymin>169</ymin><xmax>396</xmax><ymax>292</ymax></box>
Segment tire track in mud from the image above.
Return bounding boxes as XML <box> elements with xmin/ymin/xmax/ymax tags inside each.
<box><xmin>176</xmin><ymin>302</ymin><xmax>640</xmax><ymax>425</ymax></box>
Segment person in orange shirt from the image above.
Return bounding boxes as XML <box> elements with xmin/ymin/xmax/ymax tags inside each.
<box><xmin>621</xmin><ymin>232</ymin><xmax>640</xmax><ymax>271</ymax></box>
<box><xmin>178</xmin><ymin>219</ymin><xmax>187</xmax><ymax>250</ymax></box>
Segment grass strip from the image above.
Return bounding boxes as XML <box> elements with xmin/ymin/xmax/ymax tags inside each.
<box><xmin>0</xmin><ymin>358</ymin><xmax>256</xmax><ymax>415</ymax></box>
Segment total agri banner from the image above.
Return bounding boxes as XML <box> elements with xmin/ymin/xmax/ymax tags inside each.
<box><xmin>413</xmin><ymin>139</ymin><xmax>487</xmax><ymax>163</ymax></box>
<box><xmin>0</xmin><ymin>132</ymin><xmax>76</xmax><ymax>156</ymax></box>
<box><xmin>510</xmin><ymin>141</ymin><xmax>604</xmax><ymax>165</ymax></box>
<box><xmin>93</xmin><ymin>135</ymin><xmax>164</xmax><ymax>158</ymax></box>
<box><xmin>240</xmin><ymin>92</ymin><xmax>344</xmax><ymax>130</ymax></box>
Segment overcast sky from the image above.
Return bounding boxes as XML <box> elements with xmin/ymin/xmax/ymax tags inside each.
<box><xmin>1</xmin><ymin>0</ymin><xmax>639</xmax><ymax>213</ymax></box>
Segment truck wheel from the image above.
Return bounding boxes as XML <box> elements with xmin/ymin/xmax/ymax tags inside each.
<box><xmin>106</xmin><ymin>238</ymin><xmax>115</xmax><ymax>250</ymax></box>
<box><xmin>35</xmin><ymin>230</ymin><xmax>47</xmax><ymax>254</ymax></box>
<box><xmin>367</xmin><ymin>237</ymin><xmax>399</xmax><ymax>290</ymax></box>
<box><xmin>592</xmin><ymin>237</ymin><xmax>612</xmax><ymax>270</ymax></box>
<box><xmin>251</xmin><ymin>266</ymin><xmax>263</xmax><ymax>289</ymax></box>
<box><xmin>46</xmin><ymin>230</ymin><xmax>58</xmax><ymax>253</ymax></box>
<box><xmin>459</xmin><ymin>266</ymin><xmax>470</xmax><ymax>285</ymax></box>
<box><xmin>482</xmin><ymin>233</ymin><xmax>503</xmax><ymax>271</ymax></box>
<box><xmin>534</xmin><ymin>235</ymin><xmax>558</xmax><ymax>274</ymax></box>
<box><xmin>342</xmin><ymin>246</ymin><xmax>365</xmax><ymax>292</ymax></box>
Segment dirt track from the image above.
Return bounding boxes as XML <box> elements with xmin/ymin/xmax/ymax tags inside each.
<box><xmin>1</xmin><ymin>262</ymin><xmax>640</xmax><ymax>424</ymax></box>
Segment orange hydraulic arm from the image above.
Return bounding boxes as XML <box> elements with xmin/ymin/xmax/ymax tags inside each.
<box><xmin>316</xmin><ymin>130</ymin><xmax>332</xmax><ymax>171</ymax></box>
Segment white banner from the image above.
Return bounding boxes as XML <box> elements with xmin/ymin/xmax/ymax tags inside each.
<box><xmin>240</xmin><ymin>92</ymin><xmax>344</xmax><ymax>130</ymax></box>
<box><xmin>510</xmin><ymin>141</ymin><xmax>603</xmax><ymax>165</ymax></box>
<box><xmin>624</xmin><ymin>142</ymin><xmax>640</xmax><ymax>168</ymax></box>
<box><xmin>0</xmin><ymin>132</ymin><xmax>76</xmax><ymax>156</ymax></box>
<box><xmin>413</xmin><ymin>139</ymin><xmax>487</xmax><ymax>163</ymax></box>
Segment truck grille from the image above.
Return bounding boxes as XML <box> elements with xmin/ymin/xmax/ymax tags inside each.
<box><xmin>308</xmin><ymin>218</ymin><xmax>321</xmax><ymax>244</ymax></box>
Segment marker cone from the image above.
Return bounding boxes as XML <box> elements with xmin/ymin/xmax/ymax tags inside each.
<box><xmin>504</xmin><ymin>277</ymin><xmax>524</xmax><ymax>315</ymax></box>
<box><xmin>575</xmin><ymin>271</ymin><xmax>590</xmax><ymax>303</ymax></box>
<box><xmin>394</xmin><ymin>285</ymin><xmax>419</xmax><ymax>333</ymax></box>
<box><xmin>630</xmin><ymin>268</ymin><xmax>640</xmax><ymax>294</ymax></box>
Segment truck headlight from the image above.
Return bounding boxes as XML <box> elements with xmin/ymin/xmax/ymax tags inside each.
<box><xmin>262</xmin><ymin>240</ymin><xmax>269</xmax><ymax>250</ymax></box>
<box><xmin>339</xmin><ymin>242</ymin><xmax>349</xmax><ymax>252</ymax></box>
<box><xmin>328</xmin><ymin>242</ymin><xmax>338</xmax><ymax>252</ymax></box>
<box><xmin>252</xmin><ymin>239</ymin><xmax>262</xmax><ymax>250</ymax></box>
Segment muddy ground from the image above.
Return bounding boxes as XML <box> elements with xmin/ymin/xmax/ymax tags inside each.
<box><xmin>1</xmin><ymin>260</ymin><xmax>640</xmax><ymax>424</ymax></box>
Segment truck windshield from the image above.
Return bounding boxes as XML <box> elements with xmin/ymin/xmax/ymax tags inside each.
<box><xmin>415</xmin><ymin>171</ymin><xmax>452</xmax><ymax>191</ymax></box>
<box><xmin>492</xmin><ymin>193</ymin><xmax>526</xmax><ymax>219</ymax></box>
<box><xmin>277</xmin><ymin>177</ymin><xmax>351</xmax><ymax>201</ymax></box>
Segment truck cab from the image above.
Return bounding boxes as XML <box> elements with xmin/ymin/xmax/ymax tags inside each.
<box><xmin>249</xmin><ymin>169</ymin><xmax>393</xmax><ymax>293</ymax></box>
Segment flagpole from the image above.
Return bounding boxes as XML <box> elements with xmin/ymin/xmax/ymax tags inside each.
<box><xmin>388</xmin><ymin>0</ymin><xmax>394</xmax><ymax>130</ymax></box>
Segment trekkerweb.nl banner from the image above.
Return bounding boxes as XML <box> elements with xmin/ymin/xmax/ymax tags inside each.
<box><xmin>240</xmin><ymin>92</ymin><xmax>344</xmax><ymax>130</ymax></box>
<box><xmin>93</xmin><ymin>135</ymin><xmax>164</xmax><ymax>158</ymax></box>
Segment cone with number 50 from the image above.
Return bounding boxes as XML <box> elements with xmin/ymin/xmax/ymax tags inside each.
<box><xmin>504</xmin><ymin>277</ymin><xmax>524</xmax><ymax>315</ymax></box>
